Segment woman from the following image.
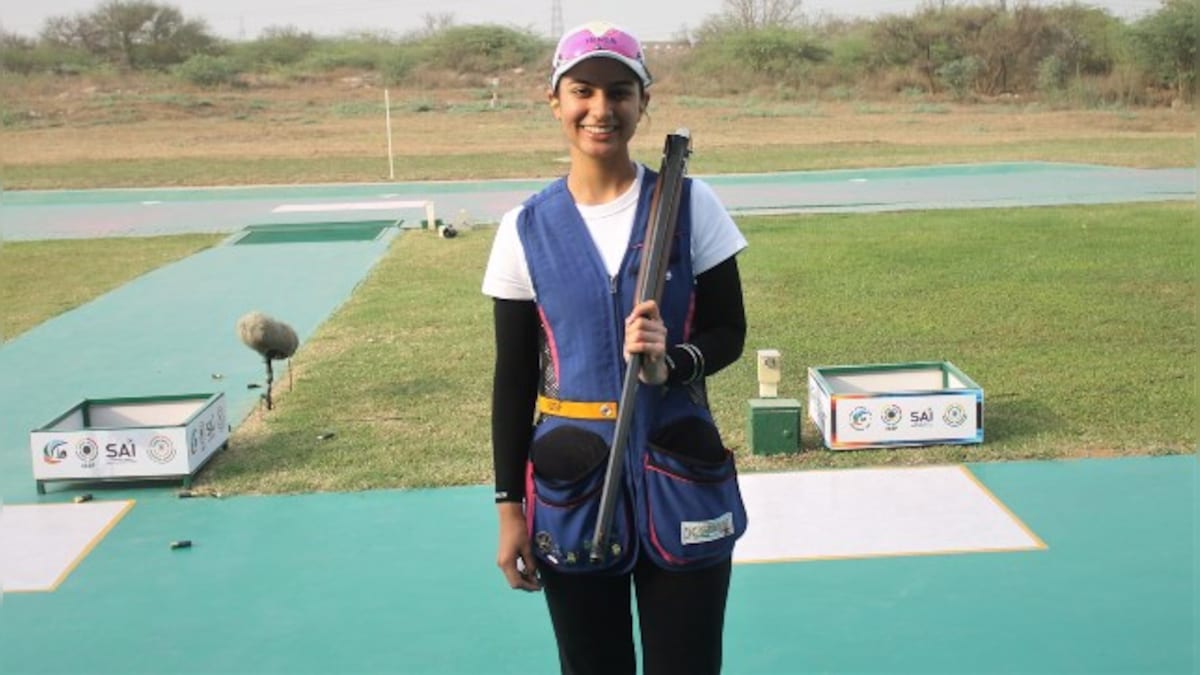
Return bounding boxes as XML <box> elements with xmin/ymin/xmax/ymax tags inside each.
<box><xmin>482</xmin><ymin>21</ymin><xmax>749</xmax><ymax>675</ymax></box>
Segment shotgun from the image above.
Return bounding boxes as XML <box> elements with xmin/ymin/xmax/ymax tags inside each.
<box><xmin>590</xmin><ymin>129</ymin><xmax>693</xmax><ymax>564</ymax></box>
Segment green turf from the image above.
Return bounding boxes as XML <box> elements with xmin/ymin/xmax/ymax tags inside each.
<box><xmin>234</xmin><ymin>221</ymin><xmax>394</xmax><ymax>245</ymax></box>
<box><xmin>0</xmin><ymin>456</ymin><xmax>1191</xmax><ymax>674</ymax></box>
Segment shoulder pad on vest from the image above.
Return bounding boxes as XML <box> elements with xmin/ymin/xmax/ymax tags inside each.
<box><xmin>523</xmin><ymin>178</ymin><xmax>569</xmax><ymax>210</ymax></box>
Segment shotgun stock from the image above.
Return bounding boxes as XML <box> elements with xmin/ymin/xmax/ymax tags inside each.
<box><xmin>590</xmin><ymin>129</ymin><xmax>693</xmax><ymax>564</ymax></box>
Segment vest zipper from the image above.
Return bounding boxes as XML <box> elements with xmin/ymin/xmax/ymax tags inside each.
<box><xmin>610</xmin><ymin>273</ymin><xmax>621</xmax><ymax>391</ymax></box>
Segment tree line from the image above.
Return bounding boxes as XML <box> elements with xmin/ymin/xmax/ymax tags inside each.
<box><xmin>1</xmin><ymin>0</ymin><xmax>1195</xmax><ymax>104</ymax></box>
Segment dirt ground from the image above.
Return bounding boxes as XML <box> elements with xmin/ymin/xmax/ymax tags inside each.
<box><xmin>1</xmin><ymin>71</ymin><xmax>1194</xmax><ymax>175</ymax></box>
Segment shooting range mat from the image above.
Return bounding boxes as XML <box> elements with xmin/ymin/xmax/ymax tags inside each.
<box><xmin>733</xmin><ymin>465</ymin><xmax>1044</xmax><ymax>563</ymax></box>
<box><xmin>0</xmin><ymin>226</ymin><xmax>398</xmax><ymax>502</ymax></box>
<box><xmin>0</xmin><ymin>500</ymin><xmax>134</xmax><ymax>592</ymax></box>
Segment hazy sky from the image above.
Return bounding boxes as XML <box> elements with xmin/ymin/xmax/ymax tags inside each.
<box><xmin>0</xmin><ymin>0</ymin><xmax>1164</xmax><ymax>41</ymax></box>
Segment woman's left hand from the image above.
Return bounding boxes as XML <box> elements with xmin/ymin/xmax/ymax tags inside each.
<box><xmin>624</xmin><ymin>300</ymin><xmax>668</xmax><ymax>385</ymax></box>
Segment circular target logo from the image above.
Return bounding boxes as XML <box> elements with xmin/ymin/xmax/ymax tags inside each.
<box><xmin>148</xmin><ymin>435</ymin><xmax>177</xmax><ymax>464</ymax></box>
<box><xmin>42</xmin><ymin>440</ymin><xmax>69</xmax><ymax>465</ymax></box>
<box><xmin>882</xmin><ymin>404</ymin><xmax>903</xmax><ymax>430</ymax></box>
<box><xmin>849</xmin><ymin>406</ymin><xmax>872</xmax><ymax>431</ymax></box>
<box><xmin>76</xmin><ymin>438</ymin><xmax>99</xmax><ymax>467</ymax></box>
<box><xmin>943</xmin><ymin>404</ymin><xmax>968</xmax><ymax>428</ymax></box>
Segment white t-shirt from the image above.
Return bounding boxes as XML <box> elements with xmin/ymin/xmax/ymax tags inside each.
<box><xmin>482</xmin><ymin>164</ymin><xmax>747</xmax><ymax>301</ymax></box>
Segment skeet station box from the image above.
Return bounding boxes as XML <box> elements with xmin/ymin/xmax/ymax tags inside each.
<box><xmin>30</xmin><ymin>393</ymin><xmax>229</xmax><ymax>493</ymax></box>
<box><xmin>807</xmin><ymin>362</ymin><xmax>983</xmax><ymax>450</ymax></box>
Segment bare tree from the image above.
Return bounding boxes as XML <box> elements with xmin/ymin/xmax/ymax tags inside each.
<box><xmin>721</xmin><ymin>0</ymin><xmax>803</xmax><ymax>30</ymax></box>
<box><xmin>41</xmin><ymin>15</ymin><xmax>105</xmax><ymax>54</ymax></box>
<box><xmin>40</xmin><ymin>0</ymin><xmax>213</xmax><ymax>70</ymax></box>
<box><xmin>421</xmin><ymin>12</ymin><xmax>456</xmax><ymax>36</ymax></box>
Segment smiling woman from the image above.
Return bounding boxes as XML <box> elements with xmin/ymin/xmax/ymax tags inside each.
<box><xmin>481</xmin><ymin>21</ymin><xmax>751</xmax><ymax>675</ymax></box>
<box><xmin>550</xmin><ymin>59</ymin><xmax>649</xmax><ymax>185</ymax></box>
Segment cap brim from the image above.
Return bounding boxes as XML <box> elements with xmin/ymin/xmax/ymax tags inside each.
<box><xmin>551</xmin><ymin>51</ymin><xmax>652</xmax><ymax>90</ymax></box>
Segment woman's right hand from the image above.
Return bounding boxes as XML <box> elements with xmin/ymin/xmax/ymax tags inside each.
<box><xmin>496</xmin><ymin>502</ymin><xmax>541</xmax><ymax>591</ymax></box>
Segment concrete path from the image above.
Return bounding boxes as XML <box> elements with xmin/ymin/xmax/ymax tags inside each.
<box><xmin>2</xmin><ymin>162</ymin><xmax>1193</xmax><ymax>241</ymax></box>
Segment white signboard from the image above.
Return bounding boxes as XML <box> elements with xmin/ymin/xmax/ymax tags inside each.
<box><xmin>30</xmin><ymin>394</ymin><xmax>229</xmax><ymax>491</ymax></box>
<box><xmin>808</xmin><ymin>363</ymin><xmax>983</xmax><ymax>450</ymax></box>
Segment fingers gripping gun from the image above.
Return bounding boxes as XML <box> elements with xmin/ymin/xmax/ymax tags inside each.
<box><xmin>590</xmin><ymin>129</ymin><xmax>693</xmax><ymax>564</ymax></box>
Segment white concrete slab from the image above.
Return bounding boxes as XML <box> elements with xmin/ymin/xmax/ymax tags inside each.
<box><xmin>272</xmin><ymin>200</ymin><xmax>428</xmax><ymax>213</ymax></box>
<box><xmin>0</xmin><ymin>501</ymin><xmax>134</xmax><ymax>592</ymax></box>
<box><xmin>733</xmin><ymin>465</ymin><xmax>1044</xmax><ymax>563</ymax></box>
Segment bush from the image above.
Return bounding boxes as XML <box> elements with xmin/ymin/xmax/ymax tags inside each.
<box><xmin>1095</xmin><ymin>65</ymin><xmax>1154</xmax><ymax>106</ymax></box>
<box><xmin>175</xmin><ymin>54</ymin><xmax>242</xmax><ymax>87</ymax></box>
<box><xmin>0</xmin><ymin>32</ymin><xmax>95</xmax><ymax>75</ymax></box>
<box><xmin>419</xmin><ymin>25</ymin><xmax>546</xmax><ymax>75</ymax></box>
<box><xmin>937</xmin><ymin>55</ymin><xmax>983</xmax><ymax>100</ymax></box>
<box><xmin>828</xmin><ymin>30</ymin><xmax>874</xmax><ymax>79</ymax></box>
<box><xmin>1037</xmin><ymin>54</ymin><xmax>1068</xmax><ymax>94</ymax></box>
<box><xmin>300</xmin><ymin>39</ymin><xmax>396</xmax><ymax>71</ymax></box>
<box><xmin>378</xmin><ymin>46</ymin><xmax>421</xmax><ymax>84</ymax></box>
<box><xmin>232</xmin><ymin>26</ymin><xmax>318</xmax><ymax>67</ymax></box>
<box><xmin>2</xmin><ymin>44</ymin><xmax>71</xmax><ymax>75</ymax></box>
<box><xmin>1130</xmin><ymin>0</ymin><xmax>1199</xmax><ymax>101</ymax></box>
<box><xmin>687</xmin><ymin>27</ymin><xmax>830</xmax><ymax>90</ymax></box>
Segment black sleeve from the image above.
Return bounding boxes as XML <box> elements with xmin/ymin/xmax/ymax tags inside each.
<box><xmin>491</xmin><ymin>298</ymin><xmax>540</xmax><ymax>503</ymax></box>
<box><xmin>666</xmin><ymin>255</ymin><xmax>747</xmax><ymax>385</ymax></box>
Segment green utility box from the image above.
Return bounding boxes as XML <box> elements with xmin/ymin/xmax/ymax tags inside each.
<box><xmin>747</xmin><ymin>398</ymin><xmax>802</xmax><ymax>455</ymax></box>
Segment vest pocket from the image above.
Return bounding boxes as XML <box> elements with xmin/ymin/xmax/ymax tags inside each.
<box><xmin>643</xmin><ymin>420</ymin><xmax>748</xmax><ymax>567</ymax></box>
<box><xmin>527</xmin><ymin>426</ymin><xmax>634</xmax><ymax>573</ymax></box>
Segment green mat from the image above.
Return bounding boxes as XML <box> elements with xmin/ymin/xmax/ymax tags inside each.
<box><xmin>234</xmin><ymin>220</ymin><xmax>395</xmax><ymax>245</ymax></box>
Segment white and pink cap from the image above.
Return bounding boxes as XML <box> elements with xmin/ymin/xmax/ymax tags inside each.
<box><xmin>550</xmin><ymin>22</ymin><xmax>653</xmax><ymax>91</ymax></box>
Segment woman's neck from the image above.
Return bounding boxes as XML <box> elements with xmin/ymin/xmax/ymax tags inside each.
<box><xmin>567</xmin><ymin>156</ymin><xmax>637</xmax><ymax>206</ymax></box>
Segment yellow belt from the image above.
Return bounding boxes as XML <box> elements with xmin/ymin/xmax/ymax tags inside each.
<box><xmin>537</xmin><ymin>395</ymin><xmax>618</xmax><ymax>420</ymax></box>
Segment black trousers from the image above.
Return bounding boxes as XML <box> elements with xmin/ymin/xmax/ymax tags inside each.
<box><xmin>539</xmin><ymin>554</ymin><xmax>733</xmax><ymax>675</ymax></box>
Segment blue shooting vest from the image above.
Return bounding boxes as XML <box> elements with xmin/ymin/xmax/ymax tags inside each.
<box><xmin>517</xmin><ymin>168</ymin><xmax>747</xmax><ymax>574</ymax></box>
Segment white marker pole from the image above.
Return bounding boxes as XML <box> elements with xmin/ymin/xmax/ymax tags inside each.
<box><xmin>384</xmin><ymin>89</ymin><xmax>395</xmax><ymax>181</ymax></box>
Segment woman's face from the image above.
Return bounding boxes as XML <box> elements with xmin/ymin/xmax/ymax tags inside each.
<box><xmin>550</xmin><ymin>58</ymin><xmax>649</xmax><ymax>164</ymax></box>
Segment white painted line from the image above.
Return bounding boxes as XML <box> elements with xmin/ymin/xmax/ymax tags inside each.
<box><xmin>272</xmin><ymin>200</ymin><xmax>429</xmax><ymax>213</ymax></box>
<box><xmin>0</xmin><ymin>501</ymin><xmax>134</xmax><ymax>592</ymax></box>
<box><xmin>733</xmin><ymin>465</ymin><xmax>1043</xmax><ymax>564</ymax></box>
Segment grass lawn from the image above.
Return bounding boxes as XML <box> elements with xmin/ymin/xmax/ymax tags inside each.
<box><xmin>182</xmin><ymin>201</ymin><xmax>1197</xmax><ymax>495</ymax></box>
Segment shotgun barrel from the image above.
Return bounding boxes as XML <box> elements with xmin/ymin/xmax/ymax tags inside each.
<box><xmin>590</xmin><ymin>129</ymin><xmax>693</xmax><ymax>564</ymax></box>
